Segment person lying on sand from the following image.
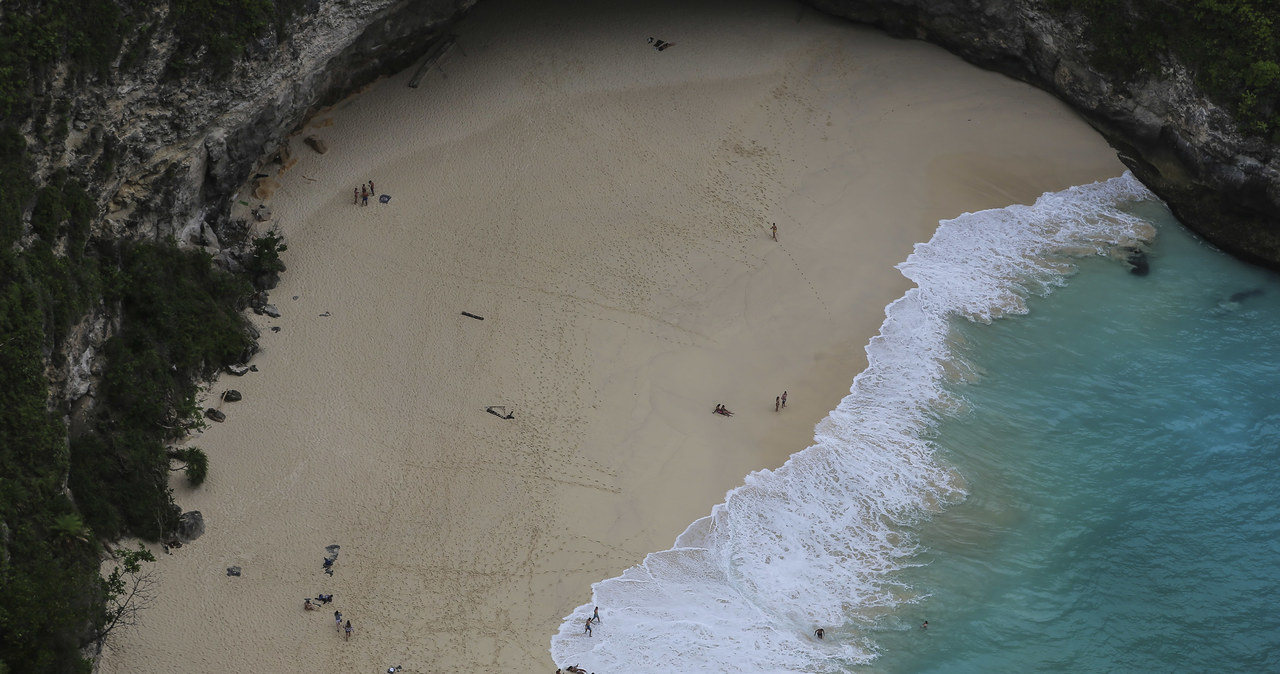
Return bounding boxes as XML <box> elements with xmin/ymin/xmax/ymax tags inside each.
<box><xmin>304</xmin><ymin>598</ymin><xmax>319</xmax><ymax>610</ymax></box>
<box><xmin>646</xmin><ymin>36</ymin><xmax>674</xmax><ymax>51</ymax></box>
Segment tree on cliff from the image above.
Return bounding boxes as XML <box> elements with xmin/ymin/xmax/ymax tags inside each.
<box><xmin>92</xmin><ymin>545</ymin><xmax>157</xmax><ymax>651</ymax></box>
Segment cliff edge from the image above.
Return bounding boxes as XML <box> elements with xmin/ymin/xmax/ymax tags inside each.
<box><xmin>805</xmin><ymin>0</ymin><xmax>1280</xmax><ymax>269</ymax></box>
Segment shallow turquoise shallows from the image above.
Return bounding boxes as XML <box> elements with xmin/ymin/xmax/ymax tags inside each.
<box><xmin>550</xmin><ymin>178</ymin><xmax>1280</xmax><ymax>674</ymax></box>
<box><xmin>872</xmin><ymin>204</ymin><xmax>1280</xmax><ymax>673</ymax></box>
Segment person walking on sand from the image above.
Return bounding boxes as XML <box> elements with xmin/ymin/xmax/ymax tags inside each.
<box><xmin>776</xmin><ymin>396</ymin><xmax>781</xmax><ymax>412</ymax></box>
<box><xmin>781</xmin><ymin>390</ymin><xmax>787</xmax><ymax>408</ymax></box>
<box><xmin>344</xmin><ymin>619</ymin><xmax>353</xmax><ymax>640</ymax></box>
<box><xmin>771</xmin><ymin>222</ymin><xmax>778</xmax><ymax>241</ymax></box>
<box><xmin>584</xmin><ymin>617</ymin><xmax>593</xmax><ymax>636</ymax></box>
<box><xmin>334</xmin><ymin>610</ymin><xmax>342</xmax><ymax>630</ymax></box>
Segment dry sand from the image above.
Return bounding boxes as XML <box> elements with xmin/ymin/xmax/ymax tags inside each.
<box><xmin>98</xmin><ymin>0</ymin><xmax>1125</xmax><ymax>671</ymax></box>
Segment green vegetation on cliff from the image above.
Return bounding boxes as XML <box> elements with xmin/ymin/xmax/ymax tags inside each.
<box><xmin>0</xmin><ymin>0</ymin><xmax>308</xmax><ymax>116</ymax></box>
<box><xmin>0</xmin><ymin>124</ymin><xmax>254</xmax><ymax>671</ymax></box>
<box><xmin>1059</xmin><ymin>0</ymin><xmax>1280</xmax><ymax>136</ymax></box>
<box><xmin>0</xmin><ymin>0</ymin><xmax>314</xmax><ymax>669</ymax></box>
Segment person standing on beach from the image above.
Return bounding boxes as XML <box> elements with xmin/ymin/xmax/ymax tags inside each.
<box><xmin>776</xmin><ymin>396</ymin><xmax>781</xmax><ymax>412</ymax></box>
<box><xmin>592</xmin><ymin>606</ymin><xmax>601</xmax><ymax>623</ymax></box>
<box><xmin>344</xmin><ymin>619</ymin><xmax>353</xmax><ymax>640</ymax></box>
<box><xmin>334</xmin><ymin>610</ymin><xmax>342</xmax><ymax>630</ymax></box>
<box><xmin>771</xmin><ymin>222</ymin><xmax>778</xmax><ymax>241</ymax></box>
<box><xmin>369</xmin><ymin>180</ymin><xmax>374</xmax><ymax>196</ymax></box>
<box><xmin>361</xmin><ymin>185</ymin><xmax>369</xmax><ymax>206</ymax></box>
<box><xmin>781</xmin><ymin>391</ymin><xmax>787</xmax><ymax>408</ymax></box>
<box><xmin>584</xmin><ymin>617</ymin><xmax>593</xmax><ymax>636</ymax></box>
<box><xmin>353</xmin><ymin>187</ymin><xmax>358</xmax><ymax>205</ymax></box>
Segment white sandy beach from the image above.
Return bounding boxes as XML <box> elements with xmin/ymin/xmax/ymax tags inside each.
<box><xmin>97</xmin><ymin>0</ymin><xmax>1125</xmax><ymax>671</ymax></box>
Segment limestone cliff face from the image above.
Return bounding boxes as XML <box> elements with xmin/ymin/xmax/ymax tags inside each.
<box><xmin>804</xmin><ymin>0</ymin><xmax>1280</xmax><ymax>269</ymax></box>
<box><xmin>28</xmin><ymin>0</ymin><xmax>1280</xmax><ymax>272</ymax></box>
<box><xmin>23</xmin><ymin>0</ymin><xmax>473</xmax><ymax>404</ymax></box>
<box><xmin>26</xmin><ymin>0</ymin><xmax>1280</xmax><ymax>403</ymax></box>
<box><xmin>25</xmin><ymin>0</ymin><xmax>472</xmax><ymax>255</ymax></box>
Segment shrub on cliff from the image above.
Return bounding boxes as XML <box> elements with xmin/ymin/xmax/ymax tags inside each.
<box><xmin>68</xmin><ymin>241</ymin><xmax>253</xmax><ymax>539</ymax></box>
<box><xmin>0</xmin><ymin>256</ymin><xmax>103</xmax><ymax>673</ymax></box>
<box><xmin>247</xmin><ymin>228</ymin><xmax>288</xmax><ymax>277</ymax></box>
<box><xmin>169</xmin><ymin>446</ymin><xmax>210</xmax><ymax>487</ymax></box>
<box><xmin>1057</xmin><ymin>0</ymin><xmax>1280</xmax><ymax>137</ymax></box>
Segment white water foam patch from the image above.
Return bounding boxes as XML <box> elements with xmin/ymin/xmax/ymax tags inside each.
<box><xmin>551</xmin><ymin>174</ymin><xmax>1157</xmax><ymax>673</ymax></box>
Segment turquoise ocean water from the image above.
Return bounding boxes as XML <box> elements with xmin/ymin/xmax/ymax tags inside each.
<box><xmin>551</xmin><ymin>174</ymin><xmax>1280</xmax><ymax>672</ymax></box>
<box><xmin>872</xmin><ymin>194</ymin><xmax>1280</xmax><ymax>672</ymax></box>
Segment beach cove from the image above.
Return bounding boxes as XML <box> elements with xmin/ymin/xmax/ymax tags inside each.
<box><xmin>97</xmin><ymin>0</ymin><xmax>1125</xmax><ymax>671</ymax></box>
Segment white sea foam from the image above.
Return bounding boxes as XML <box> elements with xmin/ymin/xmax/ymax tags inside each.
<box><xmin>550</xmin><ymin>174</ymin><xmax>1157</xmax><ymax>673</ymax></box>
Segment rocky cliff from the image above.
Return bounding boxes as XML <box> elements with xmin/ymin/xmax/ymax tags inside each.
<box><xmin>22</xmin><ymin>0</ymin><xmax>472</xmax><ymax>259</ymax></box>
<box><xmin>804</xmin><ymin>0</ymin><xmax>1280</xmax><ymax>270</ymax></box>
<box><xmin>14</xmin><ymin>0</ymin><xmax>474</xmax><ymax>410</ymax></box>
<box><xmin>22</xmin><ymin>0</ymin><xmax>1280</xmax><ymax>279</ymax></box>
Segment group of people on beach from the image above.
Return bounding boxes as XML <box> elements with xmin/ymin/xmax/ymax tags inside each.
<box><xmin>335</xmin><ymin>610</ymin><xmax>354</xmax><ymax>640</ymax></box>
<box><xmin>715</xmin><ymin>390</ymin><xmax>787</xmax><ymax>417</ymax></box>
<box><xmin>302</xmin><ymin>593</ymin><xmax>333</xmax><ymax>611</ymax></box>
<box><xmin>582</xmin><ymin>606</ymin><xmax>601</xmax><ymax>636</ymax></box>
<box><xmin>354</xmin><ymin>180</ymin><xmax>375</xmax><ymax>206</ymax></box>
<box><xmin>302</xmin><ymin>594</ymin><xmax>354</xmax><ymax>640</ymax></box>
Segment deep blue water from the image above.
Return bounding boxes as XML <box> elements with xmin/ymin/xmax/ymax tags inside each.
<box><xmin>872</xmin><ymin>203</ymin><xmax>1280</xmax><ymax>672</ymax></box>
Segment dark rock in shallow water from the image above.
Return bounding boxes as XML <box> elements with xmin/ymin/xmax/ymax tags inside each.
<box><xmin>177</xmin><ymin>511</ymin><xmax>205</xmax><ymax>542</ymax></box>
<box><xmin>205</xmin><ymin>408</ymin><xmax>226</xmax><ymax>423</ymax></box>
<box><xmin>1229</xmin><ymin>288</ymin><xmax>1263</xmax><ymax>303</ymax></box>
<box><xmin>222</xmin><ymin>389</ymin><xmax>243</xmax><ymax>402</ymax></box>
<box><xmin>1124</xmin><ymin>247</ymin><xmax>1149</xmax><ymax>276</ymax></box>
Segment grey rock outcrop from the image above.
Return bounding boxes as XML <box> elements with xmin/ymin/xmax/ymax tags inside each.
<box><xmin>804</xmin><ymin>0</ymin><xmax>1280</xmax><ymax>269</ymax></box>
<box><xmin>176</xmin><ymin>511</ymin><xmax>205</xmax><ymax>543</ymax></box>
<box><xmin>303</xmin><ymin>135</ymin><xmax>329</xmax><ymax>154</ymax></box>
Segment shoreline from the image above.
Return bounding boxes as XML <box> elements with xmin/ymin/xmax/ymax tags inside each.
<box><xmin>98</xmin><ymin>0</ymin><xmax>1126</xmax><ymax>671</ymax></box>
